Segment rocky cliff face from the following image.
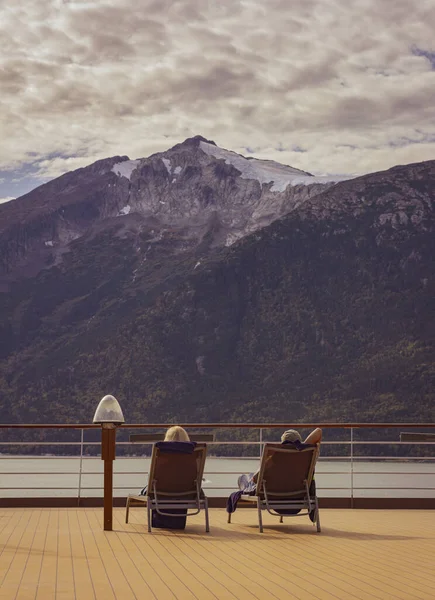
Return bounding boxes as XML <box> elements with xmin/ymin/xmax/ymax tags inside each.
<box><xmin>0</xmin><ymin>136</ymin><xmax>343</xmax><ymax>288</ymax></box>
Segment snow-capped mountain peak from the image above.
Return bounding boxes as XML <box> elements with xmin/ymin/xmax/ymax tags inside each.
<box><xmin>0</xmin><ymin>136</ymin><xmax>354</xmax><ymax>285</ymax></box>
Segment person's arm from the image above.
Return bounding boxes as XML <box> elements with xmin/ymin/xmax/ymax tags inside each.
<box><xmin>304</xmin><ymin>428</ymin><xmax>322</xmax><ymax>445</ymax></box>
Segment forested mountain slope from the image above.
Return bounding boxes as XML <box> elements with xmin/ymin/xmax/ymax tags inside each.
<box><xmin>0</xmin><ymin>148</ymin><xmax>434</xmax><ymax>429</ymax></box>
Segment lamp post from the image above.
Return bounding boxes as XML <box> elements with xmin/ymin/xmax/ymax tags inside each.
<box><xmin>93</xmin><ymin>395</ymin><xmax>125</xmax><ymax>531</ymax></box>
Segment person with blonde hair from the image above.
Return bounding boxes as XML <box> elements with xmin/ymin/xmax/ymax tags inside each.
<box><xmin>164</xmin><ymin>426</ymin><xmax>190</xmax><ymax>442</ymax></box>
<box><xmin>138</xmin><ymin>425</ymin><xmax>195</xmax><ymax>529</ymax></box>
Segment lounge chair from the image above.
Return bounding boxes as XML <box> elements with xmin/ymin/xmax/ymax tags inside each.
<box><xmin>125</xmin><ymin>441</ymin><xmax>210</xmax><ymax>532</ymax></box>
<box><xmin>228</xmin><ymin>442</ymin><xmax>321</xmax><ymax>533</ymax></box>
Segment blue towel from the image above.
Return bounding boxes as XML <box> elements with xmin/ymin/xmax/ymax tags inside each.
<box><xmin>155</xmin><ymin>441</ymin><xmax>197</xmax><ymax>454</ymax></box>
<box><xmin>226</xmin><ymin>474</ymin><xmax>257</xmax><ymax>513</ymax></box>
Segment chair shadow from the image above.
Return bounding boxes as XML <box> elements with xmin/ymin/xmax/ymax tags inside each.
<box><xmin>119</xmin><ymin>518</ymin><xmax>424</xmax><ymax>542</ymax></box>
<box><xmin>115</xmin><ymin>525</ymin><xmax>278</xmax><ymax>540</ymax></box>
<box><xmin>318</xmin><ymin>527</ymin><xmax>423</xmax><ymax>541</ymax></box>
<box><xmin>245</xmin><ymin>523</ymin><xmax>422</xmax><ymax>541</ymax></box>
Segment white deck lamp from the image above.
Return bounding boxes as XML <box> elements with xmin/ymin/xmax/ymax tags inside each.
<box><xmin>93</xmin><ymin>394</ymin><xmax>125</xmax><ymax>531</ymax></box>
<box><xmin>93</xmin><ymin>394</ymin><xmax>125</xmax><ymax>426</ymax></box>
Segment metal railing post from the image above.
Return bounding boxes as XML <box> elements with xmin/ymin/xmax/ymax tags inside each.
<box><xmin>101</xmin><ymin>423</ymin><xmax>116</xmax><ymax>531</ymax></box>
<box><xmin>77</xmin><ymin>428</ymin><xmax>84</xmax><ymax>507</ymax></box>
<box><xmin>350</xmin><ymin>427</ymin><xmax>354</xmax><ymax>509</ymax></box>
<box><xmin>259</xmin><ymin>428</ymin><xmax>263</xmax><ymax>458</ymax></box>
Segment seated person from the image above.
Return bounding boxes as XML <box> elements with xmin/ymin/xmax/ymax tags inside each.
<box><xmin>140</xmin><ymin>425</ymin><xmax>191</xmax><ymax>495</ymax></box>
<box><xmin>238</xmin><ymin>427</ymin><xmax>322</xmax><ymax>489</ymax></box>
<box><xmin>141</xmin><ymin>425</ymin><xmax>194</xmax><ymax>529</ymax></box>
<box><xmin>228</xmin><ymin>427</ymin><xmax>322</xmax><ymax>517</ymax></box>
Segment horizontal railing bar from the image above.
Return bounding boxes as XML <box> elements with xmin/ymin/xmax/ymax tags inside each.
<box><xmin>0</xmin><ymin>424</ymin><xmax>100</xmax><ymax>429</ymax></box>
<box><xmin>196</xmin><ymin>487</ymin><xmax>435</xmax><ymax>491</ymax></box>
<box><xmin>1</xmin><ymin>470</ymin><xmax>434</xmax><ymax>477</ymax></box>
<box><xmin>0</xmin><ymin>486</ymin><xmax>362</xmax><ymax>491</ymax></box>
<box><xmin>337</xmin><ymin>472</ymin><xmax>435</xmax><ymax>476</ymax></box>
<box><xmin>0</xmin><ymin>458</ymin><xmax>87</xmax><ymax>461</ymax></box>
<box><xmin>199</xmin><ymin>487</ymin><xmax>356</xmax><ymax>491</ymax></box>
<box><xmin>0</xmin><ymin>442</ymin><xmax>92</xmax><ymax>446</ymax></box>
<box><xmin>125</xmin><ymin>441</ymin><xmax>259</xmax><ymax>445</ymax></box>
<box><xmin>2</xmin><ymin>441</ymin><xmax>435</xmax><ymax>448</ymax></box>
<box><xmin>2</xmin><ymin>440</ymin><xmax>435</xmax><ymax>447</ymax></box>
<box><xmin>1</xmin><ymin>486</ymin><xmax>433</xmax><ymax>492</ymax></box>
<box><xmin>78</xmin><ymin>470</ymin><xmax>435</xmax><ymax>476</ymax></box>
<box><xmin>347</xmin><ymin>487</ymin><xmax>435</xmax><ymax>490</ymax></box>
<box><xmin>1</xmin><ymin>455</ymin><xmax>435</xmax><ymax>462</ymax></box>
<box><xmin>2</xmin><ymin>455</ymin><xmax>435</xmax><ymax>461</ymax></box>
<box><xmin>128</xmin><ymin>422</ymin><xmax>435</xmax><ymax>428</ymax></box>
<box><xmin>345</xmin><ymin>441</ymin><xmax>435</xmax><ymax>445</ymax></box>
<box><xmin>1</xmin><ymin>423</ymin><xmax>435</xmax><ymax>429</ymax></box>
<box><xmin>0</xmin><ymin>487</ymin><xmax>85</xmax><ymax>490</ymax></box>
<box><xmin>0</xmin><ymin>472</ymin><xmax>92</xmax><ymax>475</ymax></box>
<box><xmin>330</xmin><ymin>456</ymin><xmax>435</xmax><ymax>462</ymax></box>
<box><xmin>126</xmin><ymin>441</ymin><xmax>435</xmax><ymax>446</ymax></box>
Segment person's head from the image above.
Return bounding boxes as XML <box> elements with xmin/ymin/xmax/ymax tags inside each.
<box><xmin>281</xmin><ymin>429</ymin><xmax>302</xmax><ymax>443</ymax></box>
<box><xmin>164</xmin><ymin>426</ymin><xmax>190</xmax><ymax>442</ymax></box>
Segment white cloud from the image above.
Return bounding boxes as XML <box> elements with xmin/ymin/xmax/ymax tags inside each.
<box><xmin>34</xmin><ymin>155</ymin><xmax>100</xmax><ymax>179</ymax></box>
<box><xmin>0</xmin><ymin>0</ymin><xmax>434</xmax><ymax>183</ymax></box>
<box><xmin>0</xmin><ymin>197</ymin><xmax>15</xmax><ymax>204</ymax></box>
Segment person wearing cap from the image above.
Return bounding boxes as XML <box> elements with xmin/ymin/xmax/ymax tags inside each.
<box><xmin>281</xmin><ymin>427</ymin><xmax>322</xmax><ymax>446</ymax></box>
<box><xmin>229</xmin><ymin>427</ymin><xmax>322</xmax><ymax>516</ymax></box>
<box><xmin>238</xmin><ymin>427</ymin><xmax>322</xmax><ymax>488</ymax></box>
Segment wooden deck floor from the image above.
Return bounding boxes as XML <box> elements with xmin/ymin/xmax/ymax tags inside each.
<box><xmin>0</xmin><ymin>507</ymin><xmax>434</xmax><ymax>600</ymax></box>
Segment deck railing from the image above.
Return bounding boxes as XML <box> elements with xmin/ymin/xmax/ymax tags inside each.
<box><xmin>1</xmin><ymin>423</ymin><xmax>435</xmax><ymax>529</ymax></box>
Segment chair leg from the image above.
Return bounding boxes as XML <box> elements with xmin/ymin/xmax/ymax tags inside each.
<box><xmin>147</xmin><ymin>497</ymin><xmax>152</xmax><ymax>533</ymax></box>
<box><xmin>125</xmin><ymin>497</ymin><xmax>130</xmax><ymax>524</ymax></box>
<box><xmin>279</xmin><ymin>515</ymin><xmax>283</xmax><ymax>523</ymax></box>
<box><xmin>227</xmin><ymin>512</ymin><xmax>231</xmax><ymax>524</ymax></box>
<box><xmin>204</xmin><ymin>497</ymin><xmax>210</xmax><ymax>533</ymax></box>
<box><xmin>257</xmin><ymin>498</ymin><xmax>263</xmax><ymax>533</ymax></box>
<box><xmin>315</xmin><ymin>498</ymin><xmax>321</xmax><ymax>533</ymax></box>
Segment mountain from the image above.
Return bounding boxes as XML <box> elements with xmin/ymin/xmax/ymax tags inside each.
<box><xmin>0</xmin><ymin>138</ymin><xmax>434</xmax><ymax>435</ymax></box>
<box><xmin>0</xmin><ymin>135</ymin><xmax>345</xmax><ymax>289</ymax></box>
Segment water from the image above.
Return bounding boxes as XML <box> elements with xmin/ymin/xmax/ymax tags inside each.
<box><xmin>1</xmin><ymin>456</ymin><xmax>434</xmax><ymax>498</ymax></box>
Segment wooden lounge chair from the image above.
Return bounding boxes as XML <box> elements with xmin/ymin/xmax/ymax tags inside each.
<box><xmin>228</xmin><ymin>442</ymin><xmax>321</xmax><ymax>533</ymax></box>
<box><xmin>125</xmin><ymin>442</ymin><xmax>210</xmax><ymax>532</ymax></box>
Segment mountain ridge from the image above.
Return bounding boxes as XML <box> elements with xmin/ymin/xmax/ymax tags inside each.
<box><xmin>0</xmin><ymin>137</ymin><xmax>344</xmax><ymax>288</ymax></box>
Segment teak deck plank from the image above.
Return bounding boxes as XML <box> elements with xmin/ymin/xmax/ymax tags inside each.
<box><xmin>16</xmin><ymin>510</ymin><xmax>49</xmax><ymax>600</ymax></box>
<box><xmin>82</xmin><ymin>511</ymin><xmax>136</xmax><ymax>600</ymax></box>
<box><xmin>68</xmin><ymin>510</ymin><xmax>96</xmax><ymax>600</ymax></box>
<box><xmin>0</xmin><ymin>510</ymin><xmax>40</xmax><ymax>600</ymax></box>
<box><xmin>112</xmin><ymin>512</ymin><xmax>189</xmax><ymax>600</ymax></box>
<box><xmin>0</xmin><ymin>508</ymin><xmax>434</xmax><ymax>600</ymax></box>
<box><xmin>36</xmin><ymin>509</ymin><xmax>59</xmax><ymax>600</ymax></box>
<box><xmin>56</xmin><ymin>510</ymin><xmax>76</xmax><ymax>600</ymax></box>
<box><xmin>76</xmin><ymin>510</ymin><xmax>114</xmax><ymax>600</ymax></box>
<box><xmin>118</xmin><ymin>514</ymin><xmax>216</xmax><ymax>600</ymax></box>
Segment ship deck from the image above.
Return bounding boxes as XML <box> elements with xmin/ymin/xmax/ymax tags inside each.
<box><xmin>0</xmin><ymin>507</ymin><xmax>434</xmax><ymax>600</ymax></box>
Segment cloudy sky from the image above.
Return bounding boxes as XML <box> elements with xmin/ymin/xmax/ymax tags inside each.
<box><xmin>1</xmin><ymin>0</ymin><xmax>434</xmax><ymax>203</ymax></box>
